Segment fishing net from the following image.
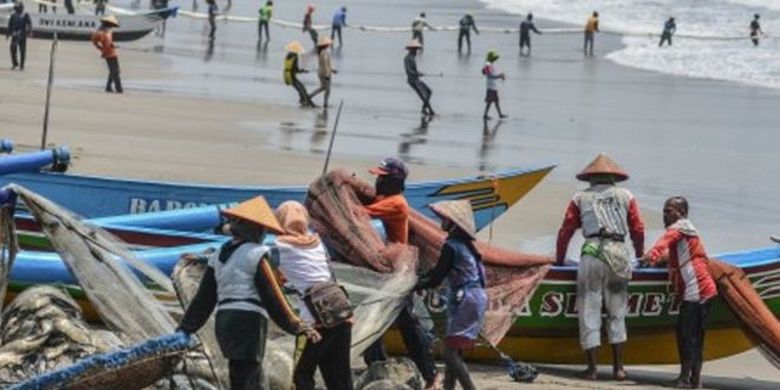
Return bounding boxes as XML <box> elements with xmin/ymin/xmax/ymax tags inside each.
<box><xmin>708</xmin><ymin>258</ymin><xmax>780</xmax><ymax>368</ymax></box>
<box><xmin>307</xmin><ymin>170</ymin><xmax>553</xmax><ymax>348</ymax></box>
<box><xmin>0</xmin><ymin>204</ymin><xmax>18</xmax><ymax>313</ymax></box>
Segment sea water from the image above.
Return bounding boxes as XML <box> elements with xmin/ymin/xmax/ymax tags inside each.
<box><xmin>483</xmin><ymin>0</ymin><xmax>780</xmax><ymax>89</ymax></box>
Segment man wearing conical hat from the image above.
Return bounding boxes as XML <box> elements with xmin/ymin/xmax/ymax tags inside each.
<box><xmin>556</xmin><ymin>153</ymin><xmax>645</xmax><ymax>381</ymax></box>
<box><xmin>309</xmin><ymin>36</ymin><xmax>337</xmax><ymax>107</ymax></box>
<box><xmin>178</xmin><ymin>196</ymin><xmax>321</xmax><ymax>389</ymax></box>
<box><xmin>91</xmin><ymin>15</ymin><xmax>123</xmax><ymax>93</ymax></box>
<box><xmin>405</xmin><ymin>39</ymin><xmax>435</xmax><ymax>116</ymax></box>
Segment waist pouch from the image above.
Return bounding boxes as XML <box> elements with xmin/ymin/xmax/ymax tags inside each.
<box><xmin>303</xmin><ymin>281</ymin><xmax>353</xmax><ymax>329</ymax></box>
<box><xmin>581</xmin><ymin>240</ymin><xmax>632</xmax><ymax>280</ymax></box>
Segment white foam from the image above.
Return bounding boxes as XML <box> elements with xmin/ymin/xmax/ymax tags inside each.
<box><xmin>482</xmin><ymin>0</ymin><xmax>780</xmax><ymax>89</ymax></box>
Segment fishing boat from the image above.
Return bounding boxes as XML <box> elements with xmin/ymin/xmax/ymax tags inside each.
<box><xmin>1</xmin><ymin>165</ymin><xmax>555</xmax><ymax>235</ymax></box>
<box><xmin>0</xmin><ymin>146</ymin><xmax>69</xmax><ymax>176</ymax></box>
<box><xmin>0</xmin><ymin>2</ymin><xmax>176</xmax><ymax>41</ymax></box>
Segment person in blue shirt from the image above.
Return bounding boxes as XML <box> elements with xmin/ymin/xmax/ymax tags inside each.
<box><xmin>331</xmin><ymin>6</ymin><xmax>347</xmax><ymax>47</ymax></box>
<box><xmin>659</xmin><ymin>17</ymin><xmax>676</xmax><ymax>47</ymax></box>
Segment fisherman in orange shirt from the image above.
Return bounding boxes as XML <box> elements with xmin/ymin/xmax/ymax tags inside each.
<box><xmin>91</xmin><ymin>15</ymin><xmax>123</xmax><ymax>93</ymax></box>
<box><xmin>362</xmin><ymin>157</ymin><xmax>443</xmax><ymax>390</ymax></box>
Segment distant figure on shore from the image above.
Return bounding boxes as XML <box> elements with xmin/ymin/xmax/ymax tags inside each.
<box><xmin>7</xmin><ymin>2</ymin><xmax>31</xmax><ymax>71</ymax></box>
<box><xmin>457</xmin><ymin>14</ymin><xmax>479</xmax><ymax>53</ymax></box>
<box><xmin>750</xmin><ymin>14</ymin><xmax>763</xmax><ymax>46</ymax></box>
<box><xmin>519</xmin><ymin>13</ymin><xmax>542</xmax><ymax>56</ymax></box>
<box><xmin>309</xmin><ymin>36</ymin><xmax>337</xmax><ymax>107</ymax></box>
<box><xmin>584</xmin><ymin>11</ymin><xmax>599</xmax><ymax>57</ymax></box>
<box><xmin>91</xmin><ymin>15</ymin><xmax>123</xmax><ymax>93</ymax></box>
<box><xmin>556</xmin><ymin>154</ymin><xmax>645</xmax><ymax>381</ymax></box>
<box><xmin>412</xmin><ymin>12</ymin><xmax>433</xmax><ymax>46</ymax></box>
<box><xmin>659</xmin><ymin>17</ymin><xmax>676</xmax><ymax>47</ymax></box>
<box><xmin>640</xmin><ymin>197</ymin><xmax>716</xmax><ymax>389</ymax></box>
<box><xmin>284</xmin><ymin>41</ymin><xmax>316</xmax><ymax>108</ymax></box>
<box><xmin>258</xmin><ymin>0</ymin><xmax>272</xmax><ymax>42</ymax></box>
<box><xmin>206</xmin><ymin>0</ymin><xmax>217</xmax><ymax>40</ymax></box>
<box><xmin>38</xmin><ymin>0</ymin><xmax>56</xmax><ymax>13</ymax></box>
<box><xmin>482</xmin><ymin>50</ymin><xmax>507</xmax><ymax>120</ymax></box>
<box><xmin>151</xmin><ymin>0</ymin><xmax>169</xmax><ymax>36</ymax></box>
<box><xmin>64</xmin><ymin>0</ymin><xmax>74</xmax><ymax>14</ymax></box>
<box><xmin>302</xmin><ymin>4</ymin><xmax>318</xmax><ymax>48</ymax></box>
<box><xmin>94</xmin><ymin>0</ymin><xmax>107</xmax><ymax>16</ymax></box>
<box><xmin>331</xmin><ymin>6</ymin><xmax>347</xmax><ymax>47</ymax></box>
<box><xmin>405</xmin><ymin>39</ymin><xmax>435</xmax><ymax>116</ymax></box>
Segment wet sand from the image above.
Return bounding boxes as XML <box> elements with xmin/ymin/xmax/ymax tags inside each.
<box><xmin>1</xmin><ymin>0</ymin><xmax>779</xmax><ymax>388</ymax></box>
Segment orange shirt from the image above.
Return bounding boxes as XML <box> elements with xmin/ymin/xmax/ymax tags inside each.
<box><xmin>585</xmin><ymin>16</ymin><xmax>599</xmax><ymax>33</ymax></box>
<box><xmin>92</xmin><ymin>29</ymin><xmax>117</xmax><ymax>59</ymax></box>
<box><xmin>364</xmin><ymin>194</ymin><xmax>409</xmax><ymax>244</ymax></box>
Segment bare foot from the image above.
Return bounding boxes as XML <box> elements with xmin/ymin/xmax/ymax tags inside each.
<box><xmin>577</xmin><ymin>369</ymin><xmax>597</xmax><ymax>380</ymax></box>
<box><xmin>613</xmin><ymin>369</ymin><xmax>627</xmax><ymax>381</ymax></box>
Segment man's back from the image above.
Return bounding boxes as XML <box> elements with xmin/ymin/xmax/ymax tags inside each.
<box><xmin>585</xmin><ymin>16</ymin><xmax>598</xmax><ymax>32</ymax></box>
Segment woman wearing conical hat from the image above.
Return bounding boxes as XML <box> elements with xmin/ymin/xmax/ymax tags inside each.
<box><xmin>415</xmin><ymin>199</ymin><xmax>487</xmax><ymax>390</ymax></box>
<box><xmin>178</xmin><ymin>197</ymin><xmax>321</xmax><ymax>389</ymax></box>
<box><xmin>555</xmin><ymin>153</ymin><xmax>645</xmax><ymax>381</ymax></box>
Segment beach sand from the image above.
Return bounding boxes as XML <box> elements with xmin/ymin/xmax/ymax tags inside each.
<box><xmin>1</xmin><ymin>0</ymin><xmax>779</xmax><ymax>388</ymax></box>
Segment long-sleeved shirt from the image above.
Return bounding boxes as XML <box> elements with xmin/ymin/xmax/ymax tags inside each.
<box><xmin>483</xmin><ymin>62</ymin><xmax>501</xmax><ymax>90</ymax></box>
<box><xmin>317</xmin><ymin>48</ymin><xmax>333</xmax><ymax>78</ymax></box>
<box><xmin>663</xmin><ymin>19</ymin><xmax>676</xmax><ymax>35</ymax></box>
<box><xmin>556</xmin><ymin>185</ymin><xmax>645</xmax><ymax>264</ymax></box>
<box><xmin>585</xmin><ymin>16</ymin><xmax>599</xmax><ymax>33</ymax></box>
<box><xmin>332</xmin><ymin>9</ymin><xmax>346</xmax><ymax>27</ymax></box>
<box><xmin>91</xmin><ymin>28</ymin><xmax>117</xmax><ymax>58</ymax></box>
<box><xmin>645</xmin><ymin>219</ymin><xmax>716</xmax><ymax>302</ymax></box>
<box><xmin>207</xmin><ymin>2</ymin><xmax>218</xmax><ymax>19</ymax></box>
<box><xmin>404</xmin><ymin>52</ymin><xmax>421</xmax><ymax>83</ymax></box>
<box><xmin>520</xmin><ymin>20</ymin><xmax>541</xmax><ymax>36</ymax></box>
<box><xmin>7</xmin><ymin>12</ymin><xmax>32</xmax><ymax>38</ymax></box>
<box><xmin>364</xmin><ymin>194</ymin><xmax>409</xmax><ymax>244</ymax></box>
<box><xmin>303</xmin><ymin>13</ymin><xmax>313</xmax><ymax>32</ymax></box>
<box><xmin>459</xmin><ymin>15</ymin><xmax>478</xmax><ymax>34</ymax></box>
<box><xmin>179</xmin><ymin>246</ymin><xmax>307</xmax><ymax>336</ymax></box>
<box><xmin>412</xmin><ymin>16</ymin><xmax>431</xmax><ymax>32</ymax></box>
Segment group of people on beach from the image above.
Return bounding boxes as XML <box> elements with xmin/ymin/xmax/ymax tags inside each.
<box><xmin>177</xmin><ymin>157</ymin><xmax>488</xmax><ymax>390</ymax></box>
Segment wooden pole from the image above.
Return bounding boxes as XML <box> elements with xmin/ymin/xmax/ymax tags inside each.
<box><xmin>41</xmin><ymin>33</ymin><xmax>58</xmax><ymax>150</ymax></box>
<box><xmin>321</xmin><ymin>100</ymin><xmax>344</xmax><ymax>175</ymax></box>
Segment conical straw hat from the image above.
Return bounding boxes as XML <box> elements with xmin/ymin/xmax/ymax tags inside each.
<box><xmin>285</xmin><ymin>40</ymin><xmax>305</xmax><ymax>54</ymax></box>
<box><xmin>100</xmin><ymin>15</ymin><xmax>120</xmax><ymax>27</ymax></box>
<box><xmin>576</xmin><ymin>153</ymin><xmax>629</xmax><ymax>182</ymax></box>
<box><xmin>430</xmin><ymin>200</ymin><xmax>477</xmax><ymax>239</ymax></box>
<box><xmin>406</xmin><ymin>39</ymin><xmax>423</xmax><ymax>49</ymax></box>
<box><xmin>220</xmin><ymin>196</ymin><xmax>284</xmax><ymax>234</ymax></box>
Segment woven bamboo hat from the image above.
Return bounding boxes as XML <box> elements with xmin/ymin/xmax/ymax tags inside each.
<box><xmin>430</xmin><ymin>200</ymin><xmax>477</xmax><ymax>239</ymax></box>
<box><xmin>220</xmin><ymin>196</ymin><xmax>284</xmax><ymax>234</ymax></box>
<box><xmin>285</xmin><ymin>40</ymin><xmax>305</xmax><ymax>54</ymax></box>
<box><xmin>576</xmin><ymin>153</ymin><xmax>629</xmax><ymax>182</ymax></box>
<box><xmin>317</xmin><ymin>36</ymin><xmax>332</xmax><ymax>47</ymax></box>
<box><xmin>100</xmin><ymin>15</ymin><xmax>120</xmax><ymax>27</ymax></box>
<box><xmin>406</xmin><ymin>39</ymin><xmax>423</xmax><ymax>49</ymax></box>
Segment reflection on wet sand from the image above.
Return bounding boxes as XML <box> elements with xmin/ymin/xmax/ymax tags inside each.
<box><xmin>479</xmin><ymin>119</ymin><xmax>503</xmax><ymax>172</ymax></box>
<box><xmin>204</xmin><ymin>39</ymin><xmax>215</xmax><ymax>62</ymax></box>
<box><xmin>398</xmin><ymin>115</ymin><xmax>432</xmax><ymax>162</ymax></box>
<box><xmin>310</xmin><ymin>109</ymin><xmax>329</xmax><ymax>154</ymax></box>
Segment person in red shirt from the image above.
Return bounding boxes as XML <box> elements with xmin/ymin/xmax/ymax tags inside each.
<box><xmin>555</xmin><ymin>154</ymin><xmax>645</xmax><ymax>381</ymax></box>
<box><xmin>362</xmin><ymin>157</ymin><xmax>442</xmax><ymax>390</ymax></box>
<box><xmin>641</xmin><ymin>197</ymin><xmax>716</xmax><ymax>389</ymax></box>
<box><xmin>91</xmin><ymin>15</ymin><xmax>123</xmax><ymax>93</ymax></box>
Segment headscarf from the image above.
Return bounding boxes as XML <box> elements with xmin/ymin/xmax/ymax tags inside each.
<box><xmin>274</xmin><ymin>201</ymin><xmax>321</xmax><ymax>249</ymax></box>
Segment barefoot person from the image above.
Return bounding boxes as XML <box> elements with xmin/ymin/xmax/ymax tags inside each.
<box><xmin>91</xmin><ymin>15</ymin><xmax>123</xmax><ymax>93</ymax></box>
<box><xmin>519</xmin><ymin>13</ymin><xmax>541</xmax><ymax>56</ymax></box>
<box><xmin>404</xmin><ymin>40</ymin><xmax>435</xmax><ymax>116</ymax></box>
<box><xmin>258</xmin><ymin>0</ymin><xmax>273</xmax><ymax>43</ymax></box>
<box><xmin>750</xmin><ymin>14</ymin><xmax>763</xmax><ymax>46</ymax></box>
<box><xmin>482</xmin><ymin>50</ymin><xmax>507</xmax><ymax>120</ymax></box>
<box><xmin>6</xmin><ymin>2</ymin><xmax>31</xmax><ymax>71</ymax></box>
<box><xmin>178</xmin><ymin>197</ymin><xmax>321</xmax><ymax>389</ymax></box>
<box><xmin>659</xmin><ymin>17</ymin><xmax>676</xmax><ymax>47</ymax></box>
<box><xmin>309</xmin><ymin>36</ymin><xmax>337</xmax><ymax>107</ymax></box>
<box><xmin>640</xmin><ymin>197</ymin><xmax>716</xmax><ymax>389</ymax></box>
<box><xmin>556</xmin><ymin>153</ymin><xmax>645</xmax><ymax>380</ymax></box>
<box><xmin>457</xmin><ymin>14</ymin><xmax>479</xmax><ymax>53</ymax></box>
<box><xmin>415</xmin><ymin>200</ymin><xmax>486</xmax><ymax>390</ymax></box>
<box><xmin>584</xmin><ymin>11</ymin><xmax>599</xmax><ymax>56</ymax></box>
<box><xmin>284</xmin><ymin>40</ymin><xmax>316</xmax><ymax>108</ymax></box>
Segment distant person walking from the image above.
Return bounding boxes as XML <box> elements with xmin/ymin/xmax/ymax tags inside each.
<box><xmin>258</xmin><ymin>0</ymin><xmax>272</xmax><ymax>42</ymax></box>
<box><xmin>94</xmin><ymin>0</ymin><xmax>107</xmax><ymax>16</ymax></box>
<box><xmin>482</xmin><ymin>50</ymin><xmax>507</xmax><ymax>120</ymax></box>
<box><xmin>309</xmin><ymin>37</ymin><xmax>337</xmax><ymax>107</ymax></box>
<box><xmin>412</xmin><ymin>12</ymin><xmax>433</xmax><ymax>46</ymax></box>
<box><xmin>457</xmin><ymin>14</ymin><xmax>478</xmax><ymax>53</ymax></box>
<box><xmin>584</xmin><ymin>11</ymin><xmax>599</xmax><ymax>56</ymax></box>
<box><xmin>6</xmin><ymin>2</ymin><xmax>31</xmax><ymax>71</ymax></box>
<box><xmin>91</xmin><ymin>15</ymin><xmax>123</xmax><ymax>93</ymax></box>
<box><xmin>284</xmin><ymin>41</ymin><xmax>316</xmax><ymax>108</ymax></box>
<box><xmin>206</xmin><ymin>0</ymin><xmax>217</xmax><ymax>40</ymax></box>
<box><xmin>38</xmin><ymin>0</ymin><xmax>55</xmax><ymax>13</ymax></box>
<box><xmin>659</xmin><ymin>17</ymin><xmax>676</xmax><ymax>47</ymax></box>
<box><xmin>519</xmin><ymin>13</ymin><xmax>542</xmax><ymax>56</ymax></box>
<box><xmin>303</xmin><ymin>4</ymin><xmax>318</xmax><ymax>47</ymax></box>
<box><xmin>331</xmin><ymin>6</ymin><xmax>347</xmax><ymax>47</ymax></box>
<box><xmin>750</xmin><ymin>14</ymin><xmax>763</xmax><ymax>46</ymax></box>
<box><xmin>405</xmin><ymin>39</ymin><xmax>434</xmax><ymax>116</ymax></box>
<box><xmin>64</xmin><ymin>0</ymin><xmax>74</xmax><ymax>14</ymax></box>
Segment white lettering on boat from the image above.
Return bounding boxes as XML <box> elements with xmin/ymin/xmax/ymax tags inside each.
<box><xmin>37</xmin><ymin>17</ymin><xmax>97</xmax><ymax>29</ymax></box>
<box><xmin>129</xmin><ymin>198</ymin><xmax>211</xmax><ymax>214</ymax></box>
<box><xmin>539</xmin><ymin>291</ymin><xmax>682</xmax><ymax>318</ymax></box>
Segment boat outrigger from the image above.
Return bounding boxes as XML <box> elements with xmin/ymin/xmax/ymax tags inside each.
<box><xmin>0</xmin><ymin>1</ymin><xmax>176</xmax><ymax>41</ymax></box>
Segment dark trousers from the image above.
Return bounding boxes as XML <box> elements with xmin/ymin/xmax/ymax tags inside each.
<box><xmin>407</xmin><ymin>79</ymin><xmax>433</xmax><ymax>114</ymax></box>
<box><xmin>659</xmin><ymin>33</ymin><xmax>672</xmax><ymax>47</ymax></box>
<box><xmin>10</xmin><ymin>36</ymin><xmax>26</xmax><ymax>69</ymax></box>
<box><xmin>104</xmin><ymin>57</ymin><xmax>123</xmax><ymax>92</ymax></box>
<box><xmin>443</xmin><ymin>346</ymin><xmax>476</xmax><ymax>390</ymax></box>
<box><xmin>412</xmin><ymin>30</ymin><xmax>423</xmax><ymax>45</ymax></box>
<box><xmin>64</xmin><ymin>0</ymin><xmax>74</xmax><ymax>14</ymax></box>
<box><xmin>519</xmin><ymin>34</ymin><xmax>531</xmax><ymax>49</ymax></box>
<box><xmin>258</xmin><ymin>20</ymin><xmax>269</xmax><ymax>41</ymax></box>
<box><xmin>229</xmin><ymin>359</ymin><xmax>261</xmax><ymax>390</ymax></box>
<box><xmin>307</xmin><ymin>29</ymin><xmax>319</xmax><ymax>47</ymax></box>
<box><xmin>95</xmin><ymin>4</ymin><xmax>106</xmax><ymax>15</ymax></box>
<box><xmin>209</xmin><ymin>17</ymin><xmax>216</xmax><ymax>39</ymax></box>
<box><xmin>294</xmin><ymin>323</ymin><xmax>353</xmax><ymax>390</ymax></box>
<box><xmin>584</xmin><ymin>31</ymin><xmax>594</xmax><ymax>56</ymax></box>
<box><xmin>364</xmin><ymin>300</ymin><xmax>437</xmax><ymax>382</ymax></box>
<box><xmin>677</xmin><ymin>301</ymin><xmax>710</xmax><ymax>382</ymax></box>
<box><xmin>458</xmin><ymin>30</ymin><xmax>471</xmax><ymax>52</ymax></box>
<box><xmin>331</xmin><ymin>25</ymin><xmax>342</xmax><ymax>46</ymax></box>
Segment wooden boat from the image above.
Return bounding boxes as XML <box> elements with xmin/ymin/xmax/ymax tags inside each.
<box><xmin>2</xmin><ymin>166</ymin><xmax>555</xmax><ymax>237</ymax></box>
<box><xmin>0</xmin><ymin>147</ymin><xmax>69</xmax><ymax>176</ymax></box>
<box><xmin>0</xmin><ymin>3</ymin><xmax>176</xmax><ymax>41</ymax></box>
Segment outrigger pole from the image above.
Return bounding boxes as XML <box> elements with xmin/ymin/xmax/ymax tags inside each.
<box><xmin>41</xmin><ymin>33</ymin><xmax>59</xmax><ymax>150</ymax></box>
<box><xmin>322</xmin><ymin>100</ymin><xmax>344</xmax><ymax>175</ymax></box>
